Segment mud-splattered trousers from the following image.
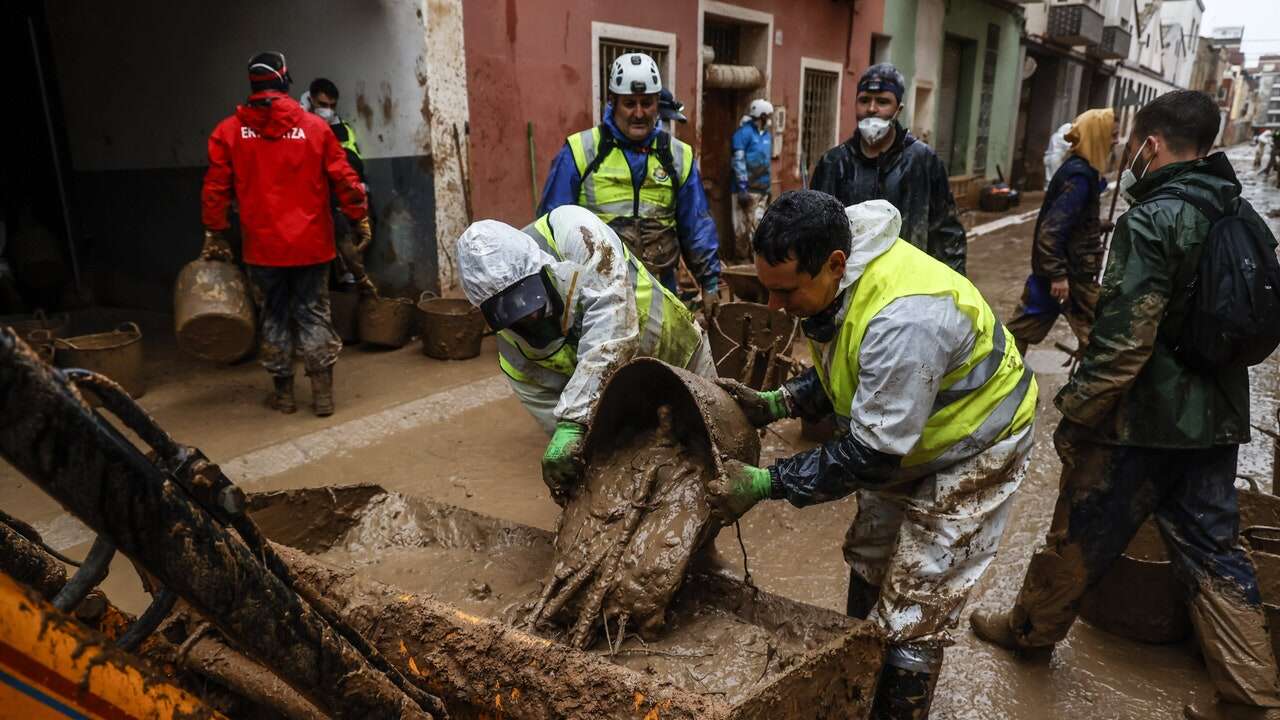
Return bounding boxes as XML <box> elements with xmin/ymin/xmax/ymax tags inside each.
<box><xmin>1006</xmin><ymin>274</ymin><xmax>1099</xmax><ymax>356</ymax></box>
<box><xmin>246</xmin><ymin>264</ymin><xmax>342</xmax><ymax>379</ymax></box>
<box><xmin>1008</xmin><ymin>424</ymin><xmax>1280</xmax><ymax>707</ymax></box>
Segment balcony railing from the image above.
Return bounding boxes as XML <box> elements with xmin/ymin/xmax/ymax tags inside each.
<box><xmin>1048</xmin><ymin>4</ymin><xmax>1105</xmax><ymax>47</ymax></box>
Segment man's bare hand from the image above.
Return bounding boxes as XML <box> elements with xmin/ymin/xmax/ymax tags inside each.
<box><xmin>1050</xmin><ymin>277</ymin><xmax>1070</xmax><ymax>303</ymax></box>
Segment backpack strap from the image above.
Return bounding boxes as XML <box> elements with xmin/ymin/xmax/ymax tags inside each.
<box><xmin>1142</xmin><ymin>188</ymin><xmax>1227</xmax><ymax>223</ymax></box>
<box><xmin>653</xmin><ymin>130</ymin><xmax>685</xmax><ymax>192</ymax></box>
<box><xmin>579</xmin><ymin>125</ymin><xmax>617</xmax><ymax>182</ymax></box>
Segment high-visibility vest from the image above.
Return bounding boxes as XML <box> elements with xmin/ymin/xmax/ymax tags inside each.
<box><xmin>565</xmin><ymin>127</ymin><xmax>692</xmax><ymax>233</ymax></box>
<box><xmin>811</xmin><ymin>239</ymin><xmax>1038</xmax><ymax>470</ymax></box>
<box><xmin>337</xmin><ymin>121</ymin><xmax>362</xmax><ymax>159</ymax></box>
<box><xmin>496</xmin><ymin>213</ymin><xmax>703</xmax><ymax>390</ymax></box>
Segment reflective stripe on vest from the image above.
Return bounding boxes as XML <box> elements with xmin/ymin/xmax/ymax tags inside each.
<box><xmin>566</xmin><ymin>128</ymin><xmax>693</xmax><ymax>229</ymax></box>
<box><xmin>503</xmin><ymin>213</ymin><xmax>702</xmax><ymax>386</ymax></box>
<box><xmin>338</xmin><ymin>121</ymin><xmax>362</xmax><ymax>159</ymax></box>
<box><xmin>809</xmin><ymin>240</ymin><xmax>1038</xmax><ymax>470</ymax></box>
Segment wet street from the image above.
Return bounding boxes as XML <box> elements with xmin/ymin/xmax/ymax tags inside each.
<box><xmin>3</xmin><ymin>142</ymin><xmax>1279</xmax><ymax>718</ymax></box>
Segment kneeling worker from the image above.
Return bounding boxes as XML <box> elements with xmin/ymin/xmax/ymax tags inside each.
<box><xmin>711</xmin><ymin>191</ymin><xmax>1037</xmax><ymax>719</ymax></box>
<box><xmin>457</xmin><ymin>205</ymin><xmax>715</xmax><ymax>502</ymax></box>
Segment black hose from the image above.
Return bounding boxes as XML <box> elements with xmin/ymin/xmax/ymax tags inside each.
<box><xmin>52</xmin><ymin>535</ymin><xmax>115</xmax><ymax>612</ymax></box>
<box><xmin>115</xmin><ymin>588</ymin><xmax>177</xmax><ymax>651</ymax></box>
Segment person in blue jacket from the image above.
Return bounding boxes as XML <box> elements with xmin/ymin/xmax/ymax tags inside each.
<box><xmin>730</xmin><ymin>99</ymin><xmax>774</xmax><ymax>261</ymax></box>
<box><xmin>538</xmin><ymin>53</ymin><xmax>721</xmax><ymax>314</ymax></box>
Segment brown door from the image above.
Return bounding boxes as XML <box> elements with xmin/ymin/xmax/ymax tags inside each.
<box><xmin>935</xmin><ymin>39</ymin><xmax>964</xmax><ymax>169</ymax></box>
<box><xmin>700</xmin><ymin>88</ymin><xmax>742</xmax><ymax>262</ymax></box>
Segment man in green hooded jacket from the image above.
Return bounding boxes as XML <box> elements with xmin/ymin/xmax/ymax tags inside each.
<box><xmin>971</xmin><ymin>90</ymin><xmax>1280</xmax><ymax>720</ymax></box>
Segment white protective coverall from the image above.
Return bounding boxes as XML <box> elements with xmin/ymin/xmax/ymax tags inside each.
<box><xmin>456</xmin><ymin>206</ymin><xmax>716</xmax><ymax>433</ymax></box>
<box><xmin>1042</xmin><ymin>123</ymin><xmax>1073</xmax><ymax>190</ymax></box>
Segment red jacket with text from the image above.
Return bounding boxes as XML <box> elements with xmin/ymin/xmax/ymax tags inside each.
<box><xmin>201</xmin><ymin>90</ymin><xmax>367</xmax><ymax>267</ymax></box>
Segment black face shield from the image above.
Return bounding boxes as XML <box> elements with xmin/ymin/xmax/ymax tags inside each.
<box><xmin>480</xmin><ymin>272</ymin><xmax>550</xmax><ymax>331</ymax></box>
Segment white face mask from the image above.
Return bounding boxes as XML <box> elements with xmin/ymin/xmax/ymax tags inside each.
<box><xmin>1119</xmin><ymin>137</ymin><xmax>1153</xmax><ymax>202</ymax></box>
<box><xmin>858</xmin><ymin>116</ymin><xmax>894</xmax><ymax>145</ymax></box>
<box><xmin>314</xmin><ymin>107</ymin><xmax>338</xmax><ymax>124</ymax></box>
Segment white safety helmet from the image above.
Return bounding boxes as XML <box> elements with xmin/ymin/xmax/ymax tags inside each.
<box><xmin>609</xmin><ymin>53</ymin><xmax>662</xmax><ymax>96</ymax></box>
<box><xmin>748</xmin><ymin>99</ymin><xmax>774</xmax><ymax>118</ymax></box>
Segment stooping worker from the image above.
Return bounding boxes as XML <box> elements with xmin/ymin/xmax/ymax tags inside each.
<box><xmin>456</xmin><ymin>205</ymin><xmax>716</xmax><ymax>503</ymax></box>
<box><xmin>1006</xmin><ymin>108</ymin><xmax>1117</xmax><ymax>356</ymax></box>
<box><xmin>810</xmin><ymin>63</ymin><xmax>968</xmax><ymax>275</ymax></box>
<box><xmin>200</xmin><ymin>51</ymin><xmax>370</xmax><ymax>417</ymax></box>
<box><xmin>538</xmin><ymin>53</ymin><xmax>721</xmax><ymax>315</ymax></box>
<box><xmin>710</xmin><ymin>191</ymin><xmax>1037</xmax><ymax>719</ymax></box>
<box><xmin>730</xmin><ymin>98</ymin><xmax>774</xmax><ymax>262</ymax></box>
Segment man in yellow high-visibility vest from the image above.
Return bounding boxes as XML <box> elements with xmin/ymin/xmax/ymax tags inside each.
<box><xmin>456</xmin><ymin>205</ymin><xmax>715</xmax><ymax>503</ymax></box>
<box><xmin>711</xmin><ymin>190</ymin><xmax>1037</xmax><ymax>719</ymax></box>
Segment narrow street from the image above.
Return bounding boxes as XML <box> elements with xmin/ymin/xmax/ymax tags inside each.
<box><xmin>2</xmin><ymin>143</ymin><xmax>1278</xmax><ymax>717</ymax></box>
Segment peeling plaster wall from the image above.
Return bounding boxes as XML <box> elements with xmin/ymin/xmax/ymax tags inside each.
<box><xmin>423</xmin><ymin>0</ymin><xmax>469</xmax><ymax>292</ymax></box>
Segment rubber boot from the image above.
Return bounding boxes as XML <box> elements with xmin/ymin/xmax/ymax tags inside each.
<box><xmin>968</xmin><ymin>609</ymin><xmax>1052</xmax><ymax>655</ymax></box>
<box><xmin>847</xmin><ymin>570</ymin><xmax>881</xmax><ymax>620</ymax></box>
<box><xmin>310</xmin><ymin>368</ymin><xmax>334</xmax><ymax>417</ymax></box>
<box><xmin>870</xmin><ymin>644</ymin><xmax>942</xmax><ymax>720</ymax></box>
<box><xmin>268</xmin><ymin>375</ymin><xmax>297</xmax><ymax>414</ymax></box>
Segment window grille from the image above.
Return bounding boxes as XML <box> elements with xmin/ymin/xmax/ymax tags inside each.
<box><xmin>801</xmin><ymin>68</ymin><xmax>839</xmax><ymax>178</ymax></box>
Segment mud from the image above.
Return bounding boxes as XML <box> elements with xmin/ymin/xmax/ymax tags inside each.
<box><xmin>1079</xmin><ymin>520</ymin><xmax>1190</xmax><ymax>644</ymax></box>
<box><xmin>417</xmin><ymin>297</ymin><xmax>485</xmax><ymax>360</ymax></box>
<box><xmin>358</xmin><ymin>295</ymin><xmax>415</xmax><ymax>348</ymax></box>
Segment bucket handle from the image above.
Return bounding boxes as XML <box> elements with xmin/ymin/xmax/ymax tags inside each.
<box><xmin>1239</xmin><ymin>475</ymin><xmax>1262</xmax><ymax>494</ymax></box>
<box><xmin>118</xmin><ymin>321</ymin><xmax>142</xmax><ymax>339</ymax></box>
<box><xmin>419</xmin><ymin>290</ymin><xmax>438</xmax><ymax>303</ymax></box>
<box><xmin>1243</xmin><ymin>525</ymin><xmax>1280</xmax><ymax>543</ymax></box>
<box><xmin>27</xmin><ymin>328</ymin><xmax>54</xmax><ymax>344</ymax></box>
<box><xmin>53</xmin><ymin>321</ymin><xmax>142</xmax><ymax>352</ymax></box>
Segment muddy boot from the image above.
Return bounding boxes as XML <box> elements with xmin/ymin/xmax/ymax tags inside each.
<box><xmin>1184</xmin><ymin>702</ymin><xmax>1280</xmax><ymax>720</ymax></box>
<box><xmin>871</xmin><ymin>644</ymin><xmax>941</xmax><ymax>720</ymax></box>
<box><xmin>847</xmin><ymin>570</ymin><xmax>881</xmax><ymax>620</ymax></box>
<box><xmin>268</xmin><ymin>375</ymin><xmax>297</xmax><ymax>414</ymax></box>
<box><xmin>310</xmin><ymin>368</ymin><xmax>335</xmax><ymax>417</ymax></box>
<box><xmin>969</xmin><ymin>609</ymin><xmax>1054</xmax><ymax>656</ymax></box>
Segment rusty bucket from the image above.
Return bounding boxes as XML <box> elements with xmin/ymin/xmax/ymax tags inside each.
<box><xmin>329</xmin><ymin>289</ymin><xmax>361</xmax><ymax>344</ymax></box>
<box><xmin>1079</xmin><ymin>519</ymin><xmax>1191</xmax><ymax>643</ymax></box>
<box><xmin>417</xmin><ymin>292</ymin><xmax>485</xmax><ymax>360</ymax></box>
<box><xmin>357</xmin><ymin>295</ymin><xmax>415</xmax><ymax>348</ymax></box>
<box><xmin>54</xmin><ymin>322</ymin><xmax>146</xmax><ymax>404</ymax></box>
<box><xmin>721</xmin><ymin>264</ymin><xmax>769</xmax><ymax>303</ymax></box>
<box><xmin>174</xmin><ymin>259</ymin><xmax>256</xmax><ymax>363</ymax></box>
<box><xmin>709</xmin><ymin>301</ymin><xmax>798</xmax><ymax>390</ymax></box>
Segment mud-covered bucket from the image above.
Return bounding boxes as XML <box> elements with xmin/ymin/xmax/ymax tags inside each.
<box><xmin>54</xmin><ymin>322</ymin><xmax>146</xmax><ymax>404</ymax></box>
<box><xmin>173</xmin><ymin>259</ymin><xmax>256</xmax><ymax>363</ymax></box>
<box><xmin>329</xmin><ymin>289</ymin><xmax>361</xmax><ymax>344</ymax></box>
<box><xmin>357</xmin><ymin>295</ymin><xmax>415</xmax><ymax>348</ymax></box>
<box><xmin>1244</xmin><ymin>526</ymin><xmax>1280</xmax><ymax>665</ymax></box>
<box><xmin>709</xmin><ymin>301</ymin><xmax>798</xmax><ymax>390</ymax></box>
<box><xmin>1079</xmin><ymin>519</ymin><xmax>1190</xmax><ymax>643</ymax></box>
<box><xmin>721</xmin><ymin>264</ymin><xmax>769</xmax><ymax>303</ymax></box>
<box><xmin>417</xmin><ymin>292</ymin><xmax>485</xmax><ymax>360</ymax></box>
<box><xmin>1</xmin><ymin>310</ymin><xmax>68</xmax><ymax>363</ymax></box>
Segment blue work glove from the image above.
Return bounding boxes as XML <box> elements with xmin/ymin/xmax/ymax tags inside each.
<box><xmin>542</xmin><ymin>421</ymin><xmax>585</xmax><ymax>506</ymax></box>
<box><xmin>707</xmin><ymin>459</ymin><xmax>773</xmax><ymax>525</ymax></box>
<box><xmin>715</xmin><ymin>379</ymin><xmax>790</xmax><ymax>428</ymax></box>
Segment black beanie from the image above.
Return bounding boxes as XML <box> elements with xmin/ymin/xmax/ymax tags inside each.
<box><xmin>247</xmin><ymin>51</ymin><xmax>292</xmax><ymax>93</ymax></box>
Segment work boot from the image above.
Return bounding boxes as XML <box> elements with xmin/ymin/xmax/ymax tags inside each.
<box><xmin>310</xmin><ymin>367</ymin><xmax>334</xmax><ymax>417</ymax></box>
<box><xmin>268</xmin><ymin>375</ymin><xmax>297</xmax><ymax>414</ymax></box>
<box><xmin>871</xmin><ymin>645</ymin><xmax>942</xmax><ymax>720</ymax></box>
<box><xmin>969</xmin><ymin>610</ymin><xmax>1052</xmax><ymax>655</ymax></box>
<box><xmin>1184</xmin><ymin>702</ymin><xmax>1280</xmax><ymax>720</ymax></box>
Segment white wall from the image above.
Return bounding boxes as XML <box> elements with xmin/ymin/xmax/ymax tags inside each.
<box><xmin>912</xmin><ymin>0</ymin><xmax>945</xmax><ymax>136</ymax></box>
<box><xmin>46</xmin><ymin>0</ymin><xmax>435</xmax><ymax>171</ymax></box>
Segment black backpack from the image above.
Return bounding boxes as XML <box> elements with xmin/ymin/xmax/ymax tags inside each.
<box><xmin>1149</xmin><ymin>189</ymin><xmax>1280</xmax><ymax>371</ymax></box>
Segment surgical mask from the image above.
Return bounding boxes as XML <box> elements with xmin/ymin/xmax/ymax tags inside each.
<box><xmin>1119</xmin><ymin>137</ymin><xmax>1153</xmax><ymax>202</ymax></box>
<box><xmin>314</xmin><ymin>107</ymin><xmax>338</xmax><ymax>124</ymax></box>
<box><xmin>858</xmin><ymin>116</ymin><xmax>893</xmax><ymax>145</ymax></box>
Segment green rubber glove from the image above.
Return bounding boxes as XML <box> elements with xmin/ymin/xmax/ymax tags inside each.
<box><xmin>715</xmin><ymin>379</ymin><xmax>790</xmax><ymax>428</ymax></box>
<box><xmin>542</xmin><ymin>421</ymin><xmax>586</xmax><ymax>505</ymax></box>
<box><xmin>707</xmin><ymin>459</ymin><xmax>773</xmax><ymax>525</ymax></box>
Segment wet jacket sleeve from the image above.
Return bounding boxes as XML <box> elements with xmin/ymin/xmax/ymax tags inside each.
<box><xmin>731</xmin><ymin>125</ymin><xmax>750</xmax><ymax>194</ymax></box>
<box><xmin>1054</xmin><ymin>206</ymin><xmax>1171</xmax><ymax>426</ymax></box>
<box><xmin>676</xmin><ymin>160</ymin><xmax>722</xmax><ymax>290</ymax></box>
<box><xmin>770</xmin><ymin>297</ymin><xmax>967</xmax><ymax>506</ymax></box>
<box><xmin>537</xmin><ymin>144</ymin><xmax>582</xmax><ymax>217</ymax></box>
<box><xmin>1033</xmin><ymin>174</ymin><xmax>1089</xmax><ymax>279</ymax></box>
<box><xmin>323</xmin><ymin>129</ymin><xmax>368</xmax><ymax>221</ymax></box>
<box><xmin>808</xmin><ymin>145</ymin><xmax>846</xmax><ymax>198</ymax></box>
<box><xmin>926</xmin><ymin>153</ymin><xmax>967</xmax><ymax>276</ymax></box>
<box><xmin>781</xmin><ymin>366</ymin><xmax>834</xmax><ymax>420</ymax></box>
<box><xmin>551</xmin><ymin>221</ymin><xmax>643</xmax><ymax>425</ymax></box>
<box><xmin>201</xmin><ymin>123</ymin><xmax>234</xmax><ymax>231</ymax></box>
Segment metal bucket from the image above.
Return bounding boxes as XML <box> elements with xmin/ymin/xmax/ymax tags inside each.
<box><xmin>329</xmin><ymin>289</ymin><xmax>361</xmax><ymax>344</ymax></box>
<box><xmin>709</xmin><ymin>301</ymin><xmax>798</xmax><ymax>390</ymax></box>
<box><xmin>1079</xmin><ymin>519</ymin><xmax>1191</xmax><ymax>643</ymax></box>
<box><xmin>721</xmin><ymin>264</ymin><xmax>768</xmax><ymax>303</ymax></box>
<box><xmin>173</xmin><ymin>260</ymin><xmax>256</xmax><ymax>363</ymax></box>
<box><xmin>417</xmin><ymin>292</ymin><xmax>485</xmax><ymax>360</ymax></box>
<box><xmin>357</xmin><ymin>295</ymin><xmax>415</xmax><ymax>348</ymax></box>
<box><xmin>54</xmin><ymin>322</ymin><xmax>146</xmax><ymax>404</ymax></box>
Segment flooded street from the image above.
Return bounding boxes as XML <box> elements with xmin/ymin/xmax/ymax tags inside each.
<box><xmin>2</xmin><ymin>143</ymin><xmax>1278</xmax><ymax>717</ymax></box>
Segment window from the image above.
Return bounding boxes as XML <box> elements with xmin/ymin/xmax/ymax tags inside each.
<box><xmin>799</xmin><ymin>58</ymin><xmax>842</xmax><ymax>180</ymax></box>
<box><xmin>871</xmin><ymin>35</ymin><xmax>892</xmax><ymax>66</ymax></box>
<box><xmin>591</xmin><ymin>23</ymin><xmax>677</xmax><ymax>125</ymax></box>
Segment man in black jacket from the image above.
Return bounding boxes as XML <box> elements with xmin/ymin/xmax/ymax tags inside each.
<box><xmin>810</xmin><ymin>63</ymin><xmax>967</xmax><ymax>275</ymax></box>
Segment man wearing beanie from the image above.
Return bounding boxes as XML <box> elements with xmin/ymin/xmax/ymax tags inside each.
<box><xmin>811</xmin><ymin>63</ymin><xmax>967</xmax><ymax>275</ymax></box>
<box><xmin>200</xmin><ymin>51</ymin><xmax>370</xmax><ymax>417</ymax></box>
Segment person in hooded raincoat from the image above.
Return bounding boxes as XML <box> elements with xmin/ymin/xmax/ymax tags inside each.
<box><xmin>730</xmin><ymin>99</ymin><xmax>774</xmax><ymax>262</ymax></box>
<box><xmin>456</xmin><ymin>205</ymin><xmax>715</xmax><ymax>503</ymax></box>
<box><xmin>1006</xmin><ymin>108</ymin><xmax>1117</xmax><ymax>356</ymax></box>
<box><xmin>709</xmin><ymin>191</ymin><xmax>1037</xmax><ymax>719</ymax></box>
<box><xmin>200</xmin><ymin>51</ymin><xmax>369</xmax><ymax>417</ymax></box>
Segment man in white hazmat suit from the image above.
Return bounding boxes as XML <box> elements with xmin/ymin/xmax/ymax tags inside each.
<box><xmin>709</xmin><ymin>191</ymin><xmax>1037</xmax><ymax>719</ymax></box>
<box><xmin>456</xmin><ymin>205</ymin><xmax>716</xmax><ymax>502</ymax></box>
